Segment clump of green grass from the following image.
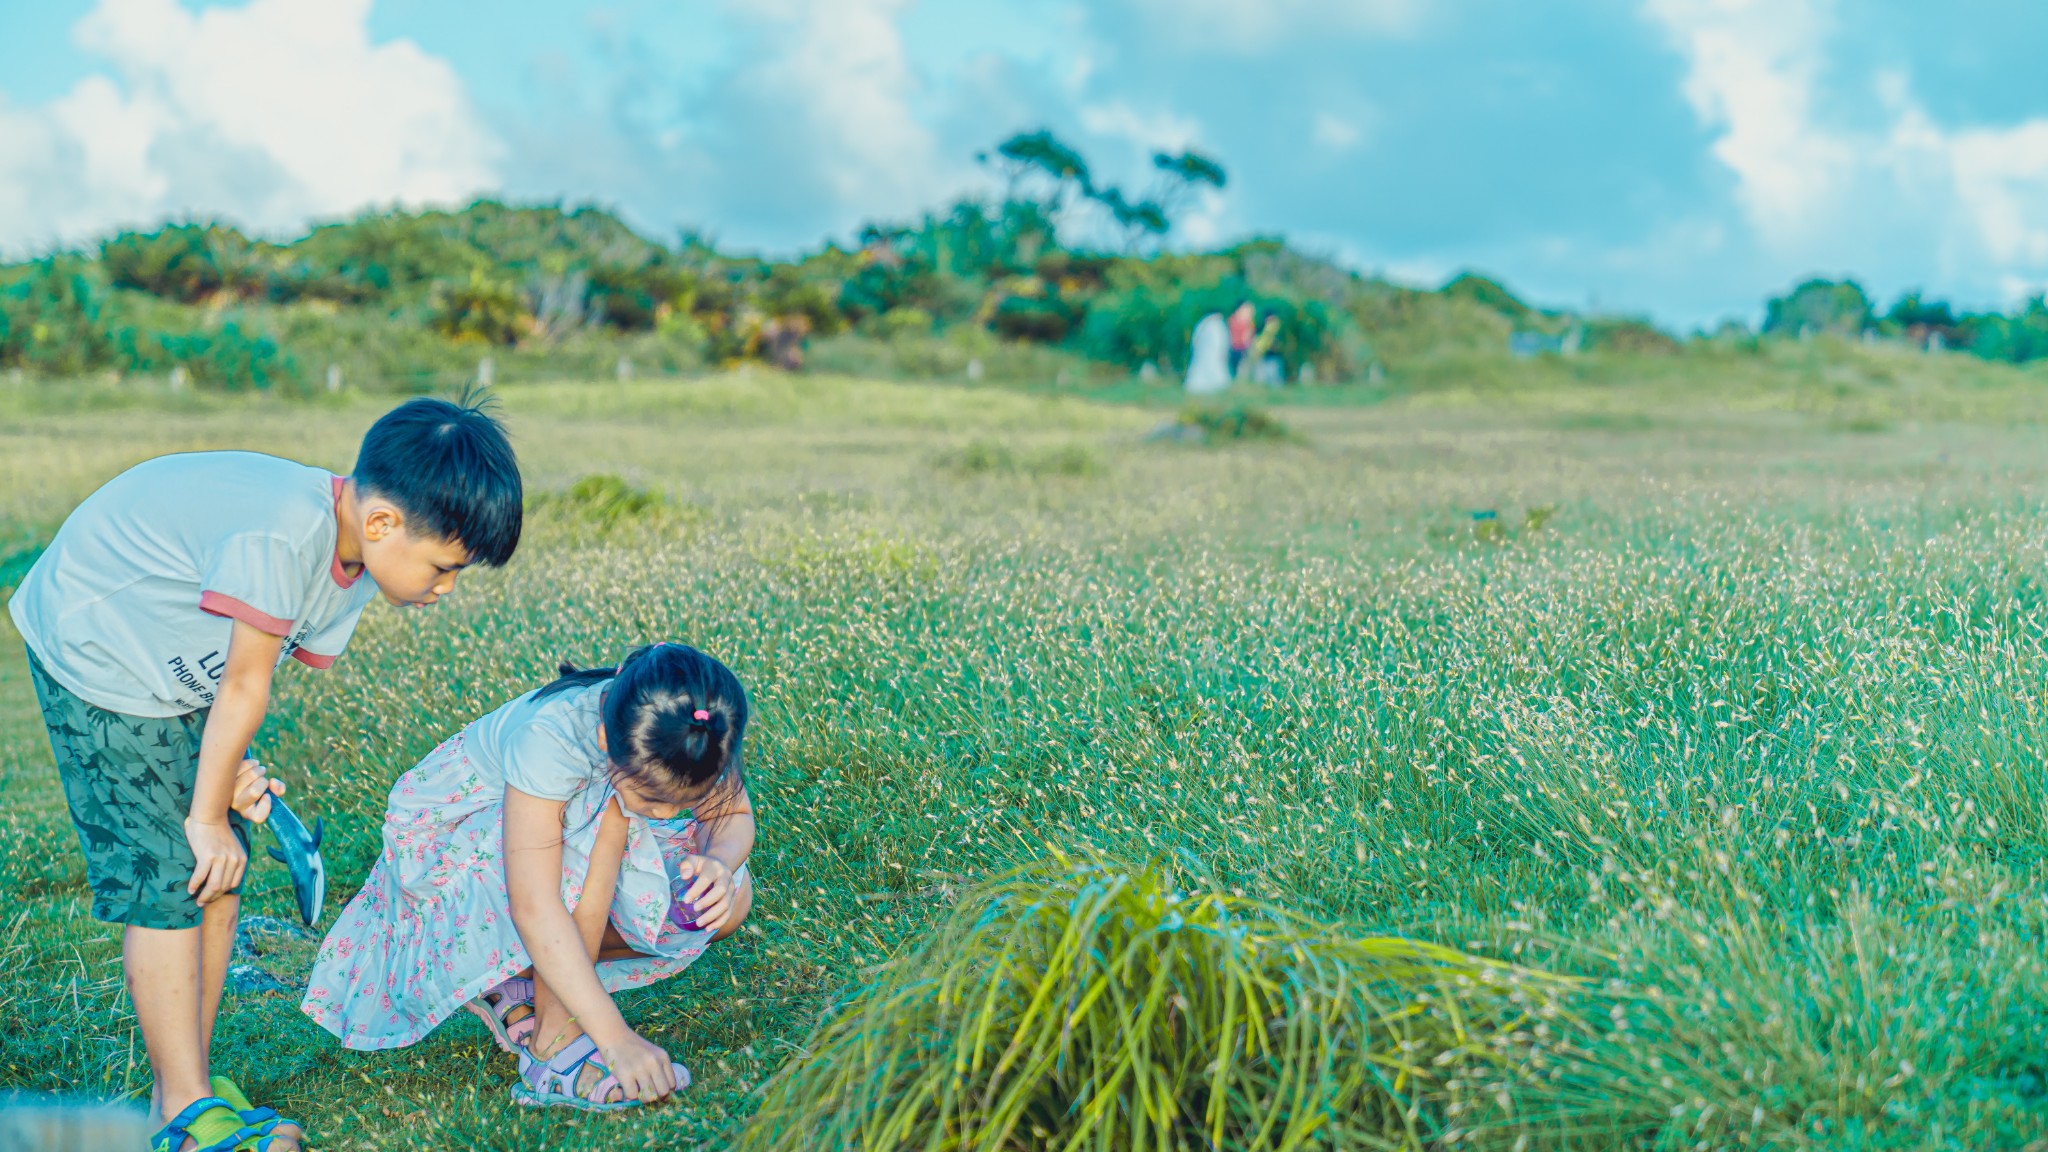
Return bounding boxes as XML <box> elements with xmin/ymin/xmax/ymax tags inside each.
<box><xmin>1172</xmin><ymin>402</ymin><xmax>1297</xmax><ymax>444</ymax></box>
<box><xmin>736</xmin><ymin>855</ymin><xmax>1577</xmax><ymax>1151</ymax></box>
<box><xmin>528</xmin><ymin>472</ymin><xmax>668</xmax><ymax>531</ymax></box>
<box><xmin>939</xmin><ymin>437</ymin><xmax>1100</xmax><ymax>477</ymax></box>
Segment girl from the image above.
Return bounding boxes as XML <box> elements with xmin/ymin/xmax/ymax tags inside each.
<box><xmin>301</xmin><ymin>642</ymin><xmax>756</xmax><ymax>1109</ymax></box>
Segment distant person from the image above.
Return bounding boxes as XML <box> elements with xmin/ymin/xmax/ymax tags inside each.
<box><xmin>1227</xmin><ymin>301</ymin><xmax>1256</xmax><ymax>379</ymax></box>
<box><xmin>9</xmin><ymin>397</ymin><xmax>524</xmax><ymax>1152</ymax></box>
<box><xmin>302</xmin><ymin>642</ymin><xmax>757</xmax><ymax>1113</ymax></box>
<box><xmin>1251</xmin><ymin>315</ymin><xmax>1284</xmax><ymax>387</ymax></box>
<box><xmin>1185</xmin><ymin>312</ymin><xmax>1232</xmax><ymax>394</ymax></box>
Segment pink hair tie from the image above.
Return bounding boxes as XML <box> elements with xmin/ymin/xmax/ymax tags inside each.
<box><xmin>693</xmin><ymin>709</ymin><xmax>711</xmax><ymax>721</ymax></box>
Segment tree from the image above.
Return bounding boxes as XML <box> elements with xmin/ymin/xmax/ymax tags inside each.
<box><xmin>979</xmin><ymin>130</ymin><xmax>1094</xmax><ymax>212</ymax></box>
<box><xmin>1763</xmin><ymin>279</ymin><xmax>1873</xmax><ymax>336</ymax></box>
<box><xmin>1089</xmin><ymin>186</ymin><xmax>1170</xmax><ymax>252</ymax></box>
<box><xmin>1146</xmin><ymin>150</ymin><xmax>1227</xmax><ymax>226</ymax></box>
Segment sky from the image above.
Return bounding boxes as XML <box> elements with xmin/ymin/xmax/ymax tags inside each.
<box><xmin>5</xmin><ymin>0</ymin><xmax>2048</xmax><ymax>328</ymax></box>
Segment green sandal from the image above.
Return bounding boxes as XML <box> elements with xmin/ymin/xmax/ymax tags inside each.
<box><xmin>210</xmin><ymin>1076</ymin><xmax>304</xmax><ymax>1151</ymax></box>
<box><xmin>149</xmin><ymin>1096</ymin><xmax>248</xmax><ymax>1152</ymax></box>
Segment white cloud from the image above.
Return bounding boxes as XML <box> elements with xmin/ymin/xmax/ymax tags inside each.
<box><xmin>714</xmin><ymin>0</ymin><xmax>951</xmax><ymax>227</ymax></box>
<box><xmin>1077</xmin><ymin>100</ymin><xmax>1202</xmax><ymax>154</ymax></box>
<box><xmin>0</xmin><ymin>0</ymin><xmax>496</xmax><ymax>251</ymax></box>
<box><xmin>1648</xmin><ymin>0</ymin><xmax>2048</xmax><ymax>301</ymax></box>
<box><xmin>1123</xmin><ymin>0</ymin><xmax>1421</xmax><ymax>55</ymax></box>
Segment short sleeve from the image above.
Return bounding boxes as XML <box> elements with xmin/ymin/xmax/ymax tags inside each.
<box><xmin>501</xmin><ymin>722</ymin><xmax>598</xmax><ymax>802</ymax></box>
<box><xmin>291</xmin><ymin>600</ymin><xmax>369</xmax><ymax>669</ymax></box>
<box><xmin>199</xmin><ymin>532</ymin><xmax>309</xmax><ymax>638</ymax></box>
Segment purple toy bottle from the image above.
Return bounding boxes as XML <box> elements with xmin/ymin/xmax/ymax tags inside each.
<box><xmin>646</xmin><ymin>808</ymin><xmax>706</xmax><ymax>932</ymax></box>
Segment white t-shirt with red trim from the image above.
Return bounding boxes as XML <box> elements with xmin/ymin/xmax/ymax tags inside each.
<box><xmin>8</xmin><ymin>451</ymin><xmax>381</xmax><ymax>718</ymax></box>
<box><xmin>464</xmin><ymin>679</ymin><xmax>609</xmax><ymax>801</ymax></box>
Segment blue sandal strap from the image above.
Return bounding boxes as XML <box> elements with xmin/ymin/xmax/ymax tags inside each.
<box><xmin>153</xmin><ymin>1097</ymin><xmax>247</xmax><ymax>1152</ymax></box>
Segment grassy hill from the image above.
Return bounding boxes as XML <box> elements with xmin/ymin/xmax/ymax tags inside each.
<box><xmin>6</xmin><ymin>192</ymin><xmax>1992</xmax><ymax>399</ymax></box>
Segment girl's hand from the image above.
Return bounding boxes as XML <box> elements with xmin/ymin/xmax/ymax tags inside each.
<box><xmin>600</xmin><ymin>1031</ymin><xmax>679</xmax><ymax>1103</ymax></box>
<box><xmin>185</xmin><ymin>816</ymin><xmax>247</xmax><ymax>905</ymax></box>
<box><xmin>677</xmin><ymin>855</ymin><xmax>736</xmax><ymax>932</ymax></box>
<box><xmin>231</xmin><ymin>756</ymin><xmax>285</xmax><ymax>824</ymax></box>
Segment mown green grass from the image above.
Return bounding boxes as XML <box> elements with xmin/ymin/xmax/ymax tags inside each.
<box><xmin>8</xmin><ymin>359</ymin><xmax>2048</xmax><ymax>1148</ymax></box>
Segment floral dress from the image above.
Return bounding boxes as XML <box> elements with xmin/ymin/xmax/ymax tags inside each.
<box><xmin>301</xmin><ymin>680</ymin><xmax>731</xmax><ymax>1050</ymax></box>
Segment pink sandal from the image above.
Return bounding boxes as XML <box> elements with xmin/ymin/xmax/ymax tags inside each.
<box><xmin>463</xmin><ymin>975</ymin><xmax>535</xmax><ymax>1054</ymax></box>
<box><xmin>511</xmin><ymin>1033</ymin><xmax>691</xmax><ymax>1111</ymax></box>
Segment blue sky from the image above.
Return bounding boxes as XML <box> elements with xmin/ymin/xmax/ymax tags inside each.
<box><xmin>5</xmin><ymin>0</ymin><xmax>2048</xmax><ymax>328</ymax></box>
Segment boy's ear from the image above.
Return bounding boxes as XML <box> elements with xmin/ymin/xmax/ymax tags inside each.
<box><xmin>363</xmin><ymin>504</ymin><xmax>405</xmax><ymax>542</ymax></box>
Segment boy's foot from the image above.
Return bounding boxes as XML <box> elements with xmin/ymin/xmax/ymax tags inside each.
<box><xmin>512</xmin><ymin>1033</ymin><xmax>690</xmax><ymax>1111</ymax></box>
<box><xmin>463</xmin><ymin>975</ymin><xmax>536</xmax><ymax>1055</ymax></box>
<box><xmin>210</xmin><ymin>1075</ymin><xmax>305</xmax><ymax>1151</ymax></box>
<box><xmin>149</xmin><ymin>1096</ymin><xmax>248</xmax><ymax>1152</ymax></box>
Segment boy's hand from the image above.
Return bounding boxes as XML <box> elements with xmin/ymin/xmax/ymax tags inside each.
<box><xmin>185</xmin><ymin>817</ymin><xmax>247</xmax><ymax>905</ymax></box>
<box><xmin>678</xmin><ymin>855</ymin><xmax>736</xmax><ymax>932</ymax></box>
<box><xmin>231</xmin><ymin>756</ymin><xmax>285</xmax><ymax>824</ymax></box>
<box><xmin>600</xmin><ymin>1031</ymin><xmax>679</xmax><ymax>1103</ymax></box>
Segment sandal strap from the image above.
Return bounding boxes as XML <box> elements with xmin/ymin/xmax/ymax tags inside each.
<box><xmin>154</xmin><ymin>1097</ymin><xmax>246</xmax><ymax>1152</ymax></box>
<box><xmin>520</xmin><ymin>1033</ymin><xmax>618</xmax><ymax>1103</ymax></box>
<box><xmin>484</xmin><ymin>976</ymin><xmax>534</xmax><ymax>1007</ymax></box>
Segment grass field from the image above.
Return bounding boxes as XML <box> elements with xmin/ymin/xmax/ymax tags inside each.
<box><xmin>10</xmin><ymin>346</ymin><xmax>2048</xmax><ymax>1149</ymax></box>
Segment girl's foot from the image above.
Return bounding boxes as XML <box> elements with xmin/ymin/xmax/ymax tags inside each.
<box><xmin>463</xmin><ymin>975</ymin><xmax>536</xmax><ymax>1055</ymax></box>
<box><xmin>512</xmin><ymin>1033</ymin><xmax>691</xmax><ymax>1111</ymax></box>
<box><xmin>209</xmin><ymin>1075</ymin><xmax>305</xmax><ymax>1151</ymax></box>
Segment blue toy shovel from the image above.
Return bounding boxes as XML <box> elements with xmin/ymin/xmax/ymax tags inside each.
<box><xmin>247</xmin><ymin>751</ymin><xmax>327</xmax><ymax>927</ymax></box>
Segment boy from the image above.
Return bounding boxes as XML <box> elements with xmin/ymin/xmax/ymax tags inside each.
<box><xmin>9</xmin><ymin>396</ymin><xmax>521</xmax><ymax>1152</ymax></box>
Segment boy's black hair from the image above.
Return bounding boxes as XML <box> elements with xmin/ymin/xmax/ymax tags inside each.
<box><xmin>538</xmin><ymin>642</ymin><xmax>749</xmax><ymax>814</ymax></box>
<box><xmin>353</xmin><ymin>392</ymin><xmax>522</xmax><ymax>566</ymax></box>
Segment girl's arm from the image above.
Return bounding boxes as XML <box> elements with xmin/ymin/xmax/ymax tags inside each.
<box><xmin>570</xmin><ymin>796</ymin><xmax>631</xmax><ymax>960</ymax></box>
<box><xmin>696</xmin><ymin>783</ymin><xmax>756</xmax><ymax>875</ymax></box>
<box><xmin>680</xmin><ymin>783</ymin><xmax>756</xmax><ymax>931</ymax></box>
<box><xmin>504</xmin><ymin>785</ymin><xmax>634</xmax><ymax>1052</ymax></box>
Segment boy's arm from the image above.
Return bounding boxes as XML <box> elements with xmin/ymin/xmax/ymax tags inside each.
<box><xmin>505</xmin><ymin>786</ymin><xmax>635</xmax><ymax>1051</ymax></box>
<box><xmin>188</xmin><ymin>619</ymin><xmax>284</xmax><ymax>905</ymax></box>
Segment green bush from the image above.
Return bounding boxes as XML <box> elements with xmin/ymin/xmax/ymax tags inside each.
<box><xmin>990</xmin><ymin>293</ymin><xmax>1079</xmax><ymax>343</ymax></box>
<box><xmin>1960</xmin><ymin>298</ymin><xmax>2048</xmax><ymax>364</ymax></box>
<box><xmin>737</xmin><ymin>856</ymin><xmax>1574</xmax><ymax>1151</ymax></box>
<box><xmin>0</xmin><ymin>258</ymin><xmax>110</xmax><ymax>375</ymax></box>
<box><xmin>113</xmin><ymin>320</ymin><xmax>296</xmax><ymax>391</ymax></box>
<box><xmin>1079</xmin><ymin>277</ymin><xmax>1339</xmax><ymax>377</ymax></box>
<box><xmin>586</xmin><ymin>260</ymin><xmax>697</xmax><ymax>331</ymax></box>
<box><xmin>1764</xmin><ymin>278</ymin><xmax>1873</xmax><ymax>336</ymax></box>
<box><xmin>1175</xmin><ymin>402</ymin><xmax>1296</xmax><ymax>444</ymax></box>
<box><xmin>1440</xmin><ymin>270</ymin><xmax>1535</xmax><ymax>320</ymax></box>
<box><xmin>99</xmin><ymin>224</ymin><xmax>271</xmax><ymax>304</ymax></box>
<box><xmin>528</xmin><ymin>473</ymin><xmax>669</xmax><ymax>533</ymax></box>
<box><xmin>1585</xmin><ymin>316</ymin><xmax>1680</xmax><ymax>355</ymax></box>
<box><xmin>430</xmin><ymin>271</ymin><xmax>529</xmax><ymax>345</ymax></box>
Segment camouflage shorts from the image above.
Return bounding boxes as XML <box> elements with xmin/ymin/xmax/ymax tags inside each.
<box><xmin>26</xmin><ymin>649</ymin><xmax>249</xmax><ymax>930</ymax></box>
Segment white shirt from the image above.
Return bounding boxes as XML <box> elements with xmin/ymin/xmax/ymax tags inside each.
<box><xmin>9</xmin><ymin>451</ymin><xmax>380</xmax><ymax>717</ymax></box>
<box><xmin>464</xmin><ymin>679</ymin><xmax>609</xmax><ymax>801</ymax></box>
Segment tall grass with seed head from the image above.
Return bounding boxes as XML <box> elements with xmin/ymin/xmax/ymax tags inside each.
<box><xmin>736</xmin><ymin>855</ymin><xmax>1580</xmax><ymax>1152</ymax></box>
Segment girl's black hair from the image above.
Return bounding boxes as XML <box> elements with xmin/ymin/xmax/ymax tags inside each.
<box><xmin>536</xmin><ymin>642</ymin><xmax>748</xmax><ymax>812</ymax></box>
